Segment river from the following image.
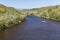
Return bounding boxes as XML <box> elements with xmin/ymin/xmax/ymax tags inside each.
<box><xmin>0</xmin><ymin>16</ymin><xmax>60</xmax><ymax>40</ymax></box>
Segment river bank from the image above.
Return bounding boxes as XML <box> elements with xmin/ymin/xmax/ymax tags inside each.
<box><xmin>0</xmin><ymin>16</ymin><xmax>60</xmax><ymax>40</ymax></box>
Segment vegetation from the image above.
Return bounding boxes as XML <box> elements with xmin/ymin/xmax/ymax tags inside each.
<box><xmin>0</xmin><ymin>4</ymin><xmax>60</xmax><ymax>30</ymax></box>
<box><xmin>24</xmin><ymin>5</ymin><xmax>60</xmax><ymax>21</ymax></box>
<box><xmin>0</xmin><ymin>4</ymin><xmax>27</xmax><ymax>30</ymax></box>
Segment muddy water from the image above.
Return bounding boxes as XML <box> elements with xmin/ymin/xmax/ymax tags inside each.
<box><xmin>0</xmin><ymin>16</ymin><xmax>60</xmax><ymax>40</ymax></box>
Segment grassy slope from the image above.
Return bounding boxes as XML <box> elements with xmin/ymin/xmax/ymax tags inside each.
<box><xmin>25</xmin><ymin>5</ymin><xmax>60</xmax><ymax>21</ymax></box>
<box><xmin>0</xmin><ymin>4</ymin><xmax>26</xmax><ymax>30</ymax></box>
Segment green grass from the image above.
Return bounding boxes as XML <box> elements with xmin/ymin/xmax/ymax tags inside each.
<box><xmin>24</xmin><ymin>5</ymin><xmax>60</xmax><ymax>21</ymax></box>
<box><xmin>0</xmin><ymin>4</ymin><xmax>27</xmax><ymax>30</ymax></box>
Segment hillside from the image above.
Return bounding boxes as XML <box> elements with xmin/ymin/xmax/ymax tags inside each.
<box><xmin>0</xmin><ymin>4</ymin><xmax>26</xmax><ymax>30</ymax></box>
<box><xmin>24</xmin><ymin>5</ymin><xmax>60</xmax><ymax>21</ymax></box>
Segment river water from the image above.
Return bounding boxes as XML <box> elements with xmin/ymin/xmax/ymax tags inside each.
<box><xmin>0</xmin><ymin>16</ymin><xmax>60</xmax><ymax>40</ymax></box>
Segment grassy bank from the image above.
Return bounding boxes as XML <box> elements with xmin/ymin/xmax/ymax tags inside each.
<box><xmin>0</xmin><ymin>4</ymin><xmax>27</xmax><ymax>30</ymax></box>
<box><xmin>24</xmin><ymin>5</ymin><xmax>60</xmax><ymax>21</ymax></box>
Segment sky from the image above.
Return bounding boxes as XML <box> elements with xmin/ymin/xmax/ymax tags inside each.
<box><xmin>0</xmin><ymin>0</ymin><xmax>60</xmax><ymax>9</ymax></box>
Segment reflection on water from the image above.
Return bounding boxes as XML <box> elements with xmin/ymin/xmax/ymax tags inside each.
<box><xmin>42</xmin><ymin>21</ymin><xmax>46</xmax><ymax>22</ymax></box>
<box><xmin>0</xmin><ymin>26</ymin><xmax>17</xmax><ymax>40</ymax></box>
